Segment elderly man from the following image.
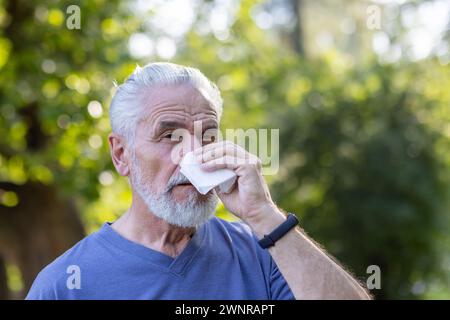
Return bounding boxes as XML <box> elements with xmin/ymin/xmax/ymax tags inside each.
<box><xmin>26</xmin><ymin>62</ymin><xmax>370</xmax><ymax>300</ymax></box>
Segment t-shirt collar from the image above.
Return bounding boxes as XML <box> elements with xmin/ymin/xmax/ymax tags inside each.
<box><xmin>96</xmin><ymin>219</ymin><xmax>208</xmax><ymax>275</ymax></box>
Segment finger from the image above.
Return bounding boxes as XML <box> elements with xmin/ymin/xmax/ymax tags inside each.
<box><xmin>194</xmin><ymin>140</ymin><xmax>242</xmax><ymax>155</ymax></box>
<box><xmin>201</xmin><ymin>145</ymin><xmax>247</xmax><ymax>163</ymax></box>
<box><xmin>195</xmin><ymin>141</ymin><xmax>249</xmax><ymax>162</ymax></box>
<box><xmin>193</xmin><ymin>141</ymin><xmax>227</xmax><ymax>156</ymax></box>
<box><xmin>201</xmin><ymin>155</ymin><xmax>242</xmax><ymax>171</ymax></box>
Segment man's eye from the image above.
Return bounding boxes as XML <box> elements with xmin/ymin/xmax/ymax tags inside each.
<box><xmin>163</xmin><ymin>133</ymin><xmax>183</xmax><ymax>142</ymax></box>
<box><xmin>203</xmin><ymin>132</ymin><xmax>217</xmax><ymax>144</ymax></box>
<box><xmin>202</xmin><ymin>136</ymin><xmax>215</xmax><ymax>144</ymax></box>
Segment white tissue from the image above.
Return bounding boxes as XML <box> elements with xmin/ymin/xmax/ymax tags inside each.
<box><xmin>180</xmin><ymin>151</ymin><xmax>237</xmax><ymax>195</ymax></box>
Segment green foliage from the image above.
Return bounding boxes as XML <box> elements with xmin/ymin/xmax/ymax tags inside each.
<box><xmin>0</xmin><ymin>0</ymin><xmax>138</xmax><ymax>204</ymax></box>
<box><xmin>177</xmin><ymin>3</ymin><xmax>450</xmax><ymax>298</ymax></box>
<box><xmin>272</xmin><ymin>59</ymin><xmax>450</xmax><ymax>299</ymax></box>
<box><xmin>0</xmin><ymin>0</ymin><xmax>449</xmax><ymax>299</ymax></box>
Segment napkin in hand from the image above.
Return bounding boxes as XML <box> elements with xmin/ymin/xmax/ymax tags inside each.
<box><xmin>180</xmin><ymin>151</ymin><xmax>237</xmax><ymax>195</ymax></box>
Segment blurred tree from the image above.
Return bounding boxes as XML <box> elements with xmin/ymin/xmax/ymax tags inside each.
<box><xmin>0</xmin><ymin>0</ymin><xmax>448</xmax><ymax>300</ymax></box>
<box><xmin>271</xmin><ymin>60</ymin><xmax>450</xmax><ymax>299</ymax></box>
<box><xmin>0</xmin><ymin>0</ymin><xmax>139</xmax><ymax>298</ymax></box>
<box><xmin>178</xmin><ymin>0</ymin><xmax>450</xmax><ymax>299</ymax></box>
<box><xmin>288</xmin><ymin>0</ymin><xmax>305</xmax><ymax>55</ymax></box>
<box><xmin>0</xmin><ymin>255</ymin><xmax>6</xmax><ymax>299</ymax></box>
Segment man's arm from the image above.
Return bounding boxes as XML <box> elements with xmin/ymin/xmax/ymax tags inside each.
<box><xmin>194</xmin><ymin>141</ymin><xmax>372</xmax><ymax>300</ymax></box>
<box><xmin>246</xmin><ymin>204</ymin><xmax>372</xmax><ymax>300</ymax></box>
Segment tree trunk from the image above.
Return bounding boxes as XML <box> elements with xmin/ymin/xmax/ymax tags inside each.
<box><xmin>0</xmin><ymin>255</ymin><xmax>8</xmax><ymax>300</ymax></box>
<box><xmin>290</xmin><ymin>0</ymin><xmax>305</xmax><ymax>56</ymax></box>
<box><xmin>0</xmin><ymin>182</ymin><xmax>85</xmax><ymax>299</ymax></box>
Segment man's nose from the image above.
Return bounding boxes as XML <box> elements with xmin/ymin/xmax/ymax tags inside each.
<box><xmin>172</xmin><ymin>132</ymin><xmax>202</xmax><ymax>165</ymax></box>
<box><xmin>170</xmin><ymin>121</ymin><xmax>206</xmax><ymax>165</ymax></box>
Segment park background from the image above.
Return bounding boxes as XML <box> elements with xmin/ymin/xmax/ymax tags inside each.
<box><xmin>0</xmin><ymin>0</ymin><xmax>449</xmax><ymax>299</ymax></box>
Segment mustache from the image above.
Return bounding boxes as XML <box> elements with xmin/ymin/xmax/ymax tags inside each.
<box><xmin>165</xmin><ymin>172</ymin><xmax>192</xmax><ymax>192</ymax></box>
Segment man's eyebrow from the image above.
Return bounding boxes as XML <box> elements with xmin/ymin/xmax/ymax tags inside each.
<box><xmin>203</xmin><ymin>123</ymin><xmax>219</xmax><ymax>130</ymax></box>
<box><xmin>157</xmin><ymin>121</ymin><xmax>187</xmax><ymax>131</ymax></box>
<box><xmin>155</xmin><ymin>120</ymin><xmax>218</xmax><ymax>134</ymax></box>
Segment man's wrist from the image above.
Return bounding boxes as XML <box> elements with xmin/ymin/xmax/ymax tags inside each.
<box><xmin>244</xmin><ymin>203</ymin><xmax>287</xmax><ymax>239</ymax></box>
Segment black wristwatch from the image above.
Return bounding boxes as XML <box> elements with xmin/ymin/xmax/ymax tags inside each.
<box><xmin>258</xmin><ymin>213</ymin><xmax>299</xmax><ymax>249</ymax></box>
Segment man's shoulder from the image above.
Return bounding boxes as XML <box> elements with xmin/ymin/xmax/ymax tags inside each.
<box><xmin>25</xmin><ymin>229</ymin><xmax>102</xmax><ymax>299</ymax></box>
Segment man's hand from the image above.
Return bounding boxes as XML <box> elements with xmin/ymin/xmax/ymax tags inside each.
<box><xmin>194</xmin><ymin>140</ymin><xmax>371</xmax><ymax>300</ymax></box>
<box><xmin>193</xmin><ymin>141</ymin><xmax>286</xmax><ymax>236</ymax></box>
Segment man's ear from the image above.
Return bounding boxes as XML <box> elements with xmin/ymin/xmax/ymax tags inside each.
<box><xmin>108</xmin><ymin>133</ymin><xmax>131</xmax><ymax>177</ymax></box>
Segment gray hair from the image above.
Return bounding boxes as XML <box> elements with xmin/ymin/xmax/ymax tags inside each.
<box><xmin>109</xmin><ymin>62</ymin><xmax>223</xmax><ymax>145</ymax></box>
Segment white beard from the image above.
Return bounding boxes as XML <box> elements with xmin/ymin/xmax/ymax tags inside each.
<box><xmin>130</xmin><ymin>154</ymin><xmax>218</xmax><ymax>228</ymax></box>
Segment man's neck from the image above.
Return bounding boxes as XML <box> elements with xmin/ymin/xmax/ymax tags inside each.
<box><xmin>111</xmin><ymin>197</ymin><xmax>195</xmax><ymax>258</ymax></box>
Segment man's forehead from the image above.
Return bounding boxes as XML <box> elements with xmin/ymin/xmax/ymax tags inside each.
<box><xmin>142</xmin><ymin>83</ymin><xmax>215</xmax><ymax>111</ymax></box>
<box><xmin>138</xmin><ymin>84</ymin><xmax>219</xmax><ymax>129</ymax></box>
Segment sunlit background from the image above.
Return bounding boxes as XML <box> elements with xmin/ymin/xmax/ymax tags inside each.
<box><xmin>0</xmin><ymin>0</ymin><xmax>449</xmax><ymax>299</ymax></box>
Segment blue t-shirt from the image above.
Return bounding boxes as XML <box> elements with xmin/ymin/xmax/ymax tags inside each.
<box><xmin>26</xmin><ymin>217</ymin><xmax>295</xmax><ymax>300</ymax></box>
